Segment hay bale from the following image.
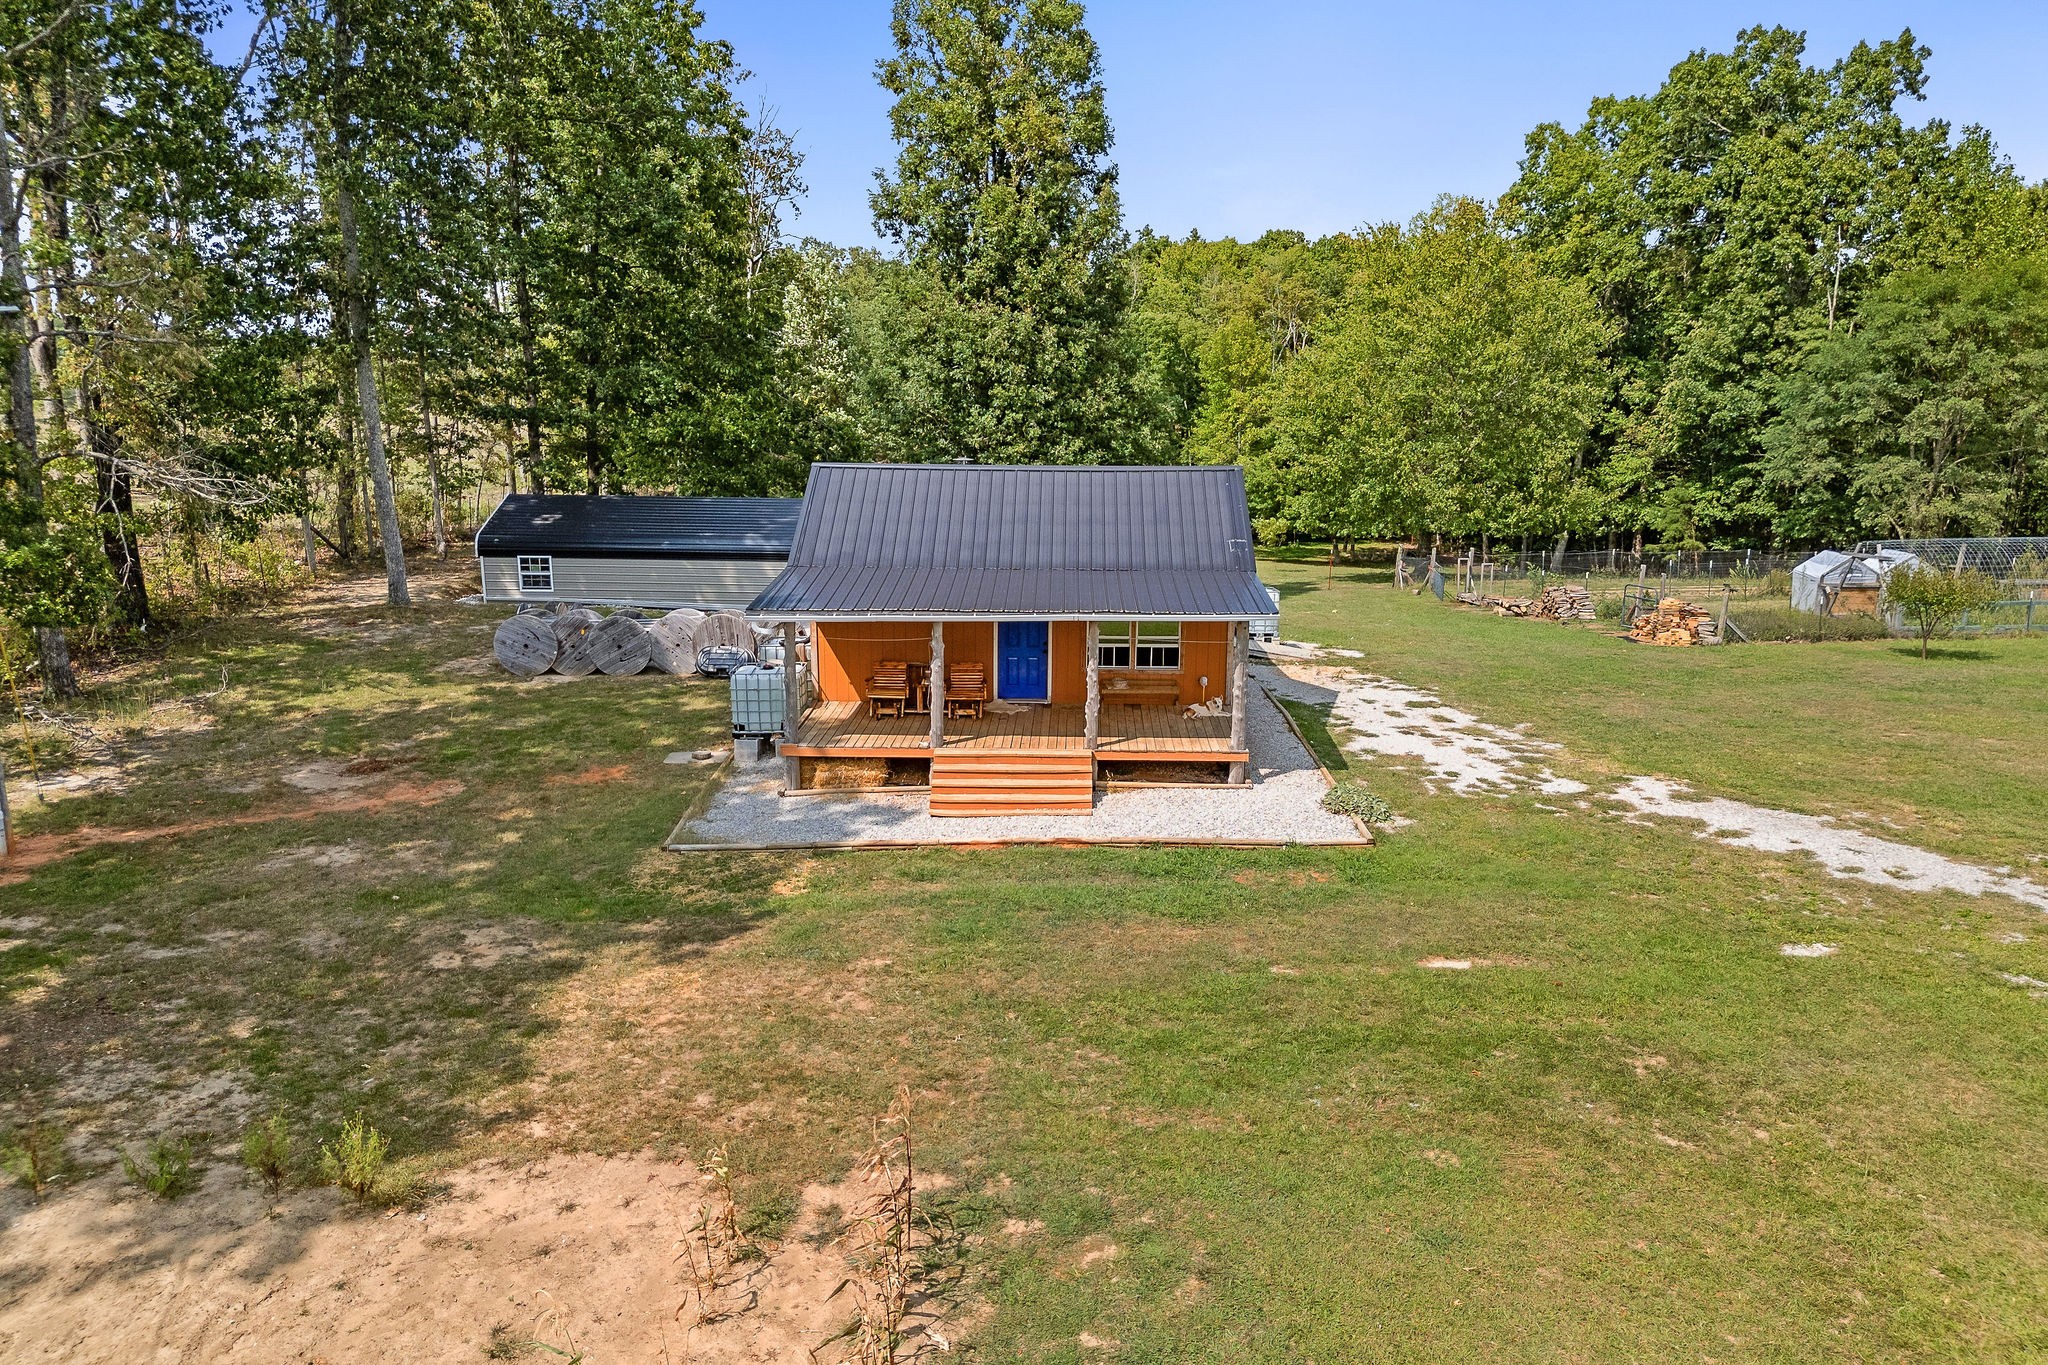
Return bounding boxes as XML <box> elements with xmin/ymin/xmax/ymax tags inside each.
<box><xmin>800</xmin><ymin>756</ymin><xmax>892</xmax><ymax>789</ymax></box>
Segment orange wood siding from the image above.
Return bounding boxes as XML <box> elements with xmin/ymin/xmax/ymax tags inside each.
<box><xmin>815</xmin><ymin>620</ymin><xmax>1232</xmax><ymax>707</ymax></box>
<box><xmin>813</xmin><ymin>621</ymin><xmax>996</xmax><ymax>704</ymax></box>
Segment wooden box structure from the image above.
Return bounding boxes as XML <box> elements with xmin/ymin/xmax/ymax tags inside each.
<box><xmin>748</xmin><ymin>463</ymin><xmax>1272</xmax><ymax>816</ymax></box>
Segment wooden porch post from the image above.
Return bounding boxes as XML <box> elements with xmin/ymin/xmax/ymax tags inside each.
<box><xmin>1228</xmin><ymin>619</ymin><xmax>1249</xmax><ymax>785</ymax></box>
<box><xmin>928</xmin><ymin>621</ymin><xmax>945</xmax><ymax>751</ymax></box>
<box><xmin>1084</xmin><ymin>621</ymin><xmax>1100</xmax><ymax>750</ymax></box>
<box><xmin>780</xmin><ymin>620</ymin><xmax>802</xmax><ymax>792</ymax></box>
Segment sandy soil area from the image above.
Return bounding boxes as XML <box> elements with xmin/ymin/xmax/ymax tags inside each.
<box><xmin>0</xmin><ymin>1154</ymin><xmax>955</xmax><ymax>1364</ymax></box>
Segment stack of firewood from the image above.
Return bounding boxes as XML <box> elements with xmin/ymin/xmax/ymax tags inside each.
<box><xmin>1534</xmin><ymin>584</ymin><xmax>1597</xmax><ymax>621</ymax></box>
<box><xmin>1627</xmin><ymin>597</ymin><xmax>1717</xmax><ymax>646</ymax></box>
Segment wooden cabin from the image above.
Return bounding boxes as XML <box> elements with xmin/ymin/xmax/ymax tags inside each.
<box><xmin>748</xmin><ymin>462</ymin><xmax>1272</xmax><ymax>816</ymax></box>
<box><xmin>476</xmin><ymin>493</ymin><xmax>799</xmax><ymax>610</ymax></box>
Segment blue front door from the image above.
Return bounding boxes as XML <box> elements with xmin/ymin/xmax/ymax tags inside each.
<box><xmin>996</xmin><ymin>621</ymin><xmax>1050</xmax><ymax>700</ymax></box>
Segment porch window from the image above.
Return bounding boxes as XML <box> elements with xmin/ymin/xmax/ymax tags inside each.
<box><xmin>1096</xmin><ymin>622</ymin><xmax>1180</xmax><ymax>670</ymax></box>
<box><xmin>517</xmin><ymin>555</ymin><xmax>554</xmax><ymax>591</ymax></box>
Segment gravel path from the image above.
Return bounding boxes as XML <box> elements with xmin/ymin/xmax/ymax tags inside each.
<box><xmin>1264</xmin><ymin>658</ymin><xmax>2048</xmax><ymax>912</ymax></box>
<box><xmin>680</xmin><ymin>681</ymin><xmax>1362</xmax><ymax>846</ymax></box>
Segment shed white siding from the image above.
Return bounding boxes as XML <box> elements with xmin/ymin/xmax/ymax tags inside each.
<box><xmin>479</xmin><ymin>555</ymin><xmax>783</xmax><ymax>609</ymax></box>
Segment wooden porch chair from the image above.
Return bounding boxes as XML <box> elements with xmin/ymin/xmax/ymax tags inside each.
<box><xmin>944</xmin><ymin>661</ymin><xmax>988</xmax><ymax>720</ymax></box>
<box><xmin>867</xmin><ymin>660</ymin><xmax>910</xmax><ymax>719</ymax></box>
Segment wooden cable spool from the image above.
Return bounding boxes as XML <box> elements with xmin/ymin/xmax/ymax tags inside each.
<box><xmin>647</xmin><ymin>609</ymin><xmax>705</xmax><ymax>675</ymax></box>
<box><xmin>550</xmin><ymin>607</ymin><xmax>600</xmax><ymax>643</ymax></box>
<box><xmin>492</xmin><ymin>613</ymin><xmax>558</xmax><ymax>678</ymax></box>
<box><xmin>587</xmin><ymin>612</ymin><xmax>653</xmax><ymax>675</ymax></box>
<box><xmin>690</xmin><ymin>609</ymin><xmax>756</xmax><ymax>658</ymax></box>
<box><xmin>551</xmin><ymin>612</ymin><xmax>604</xmax><ymax>676</ymax></box>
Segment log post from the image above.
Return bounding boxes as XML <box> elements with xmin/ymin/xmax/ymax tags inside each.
<box><xmin>928</xmin><ymin>621</ymin><xmax>945</xmax><ymax>751</ymax></box>
<box><xmin>780</xmin><ymin>620</ymin><xmax>802</xmax><ymax>792</ymax></box>
<box><xmin>1084</xmin><ymin>621</ymin><xmax>1100</xmax><ymax>750</ymax></box>
<box><xmin>1228</xmin><ymin>619</ymin><xmax>1249</xmax><ymax>785</ymax></box>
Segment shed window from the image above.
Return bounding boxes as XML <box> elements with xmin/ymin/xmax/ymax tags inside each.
<box><xmin>1097</xmin><ymin>622</ymin><xmax>1180</xmax><ymax>670</ymax></box>
<box><xmin>517</xmin><ymin>555</ymin><xmax>554</xmax><ymax>591</ymax></box>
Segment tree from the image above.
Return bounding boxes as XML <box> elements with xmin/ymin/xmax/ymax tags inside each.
<box><xmin>869</xmin><ymin>0</ymin><xmax>1162</xmax><ymax>463</ymax></box>
<box><xmin>1505</xmin><ymin>26</ymin><xmax>2044</xmax><ymax>548</ymax></box>
<box><xmin>1268</xmin><ymin>199</ymin><xmax>1611</xmax><ymax>547</ymax></box>
<box><xmin>1883</xmin><ymin>564</ymin><xmax>2003</xmax><ymax>657</ymax></box>
<box><xmin>1764</xmin><ymin>257</ymin><xmax>2048</xmax><ymax>541</ymax></box>
<box><xmin>506</xmin><ymin>0</ymin><xmax>781</xmax><ymax>495</ymax></box>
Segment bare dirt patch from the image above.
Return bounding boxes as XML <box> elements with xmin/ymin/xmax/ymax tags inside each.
<box><xmin>0</xmin><ymin>1152</ymin><xmax>967</xmax><ymax>1362</ymax></box>
<box><xmin>545</xmin><ymin>763</ymin><xmax>635</xmax><ymax>787</ymax></box>
<box><xmin>0</xmin><ymin>781</ymin><xmax>465</xmax><ymax>885</ymax></box>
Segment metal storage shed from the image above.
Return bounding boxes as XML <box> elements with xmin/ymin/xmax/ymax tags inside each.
<box><xmin>475</xmin><ymin>493</ymin><xmax>799</xmax><ymax>610</ymax></box>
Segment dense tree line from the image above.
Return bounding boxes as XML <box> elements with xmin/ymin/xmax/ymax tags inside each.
<box><xmin>3</xmin><ymin>2</ymin><xmax>2045</xmax><ymax>695</ymax></box>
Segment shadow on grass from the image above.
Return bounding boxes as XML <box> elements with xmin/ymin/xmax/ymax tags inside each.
<box><xmin>1274</xmin><ymin>697</ymin><xmax>1352</xmax><ymax>775</ymax></box>
<box><xmin>1888</xmin><ymin>644</ymin><xmax>1994</xmax><ymax>661</ymax></box>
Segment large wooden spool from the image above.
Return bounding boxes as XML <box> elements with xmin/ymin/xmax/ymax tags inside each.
<box><xmin>587</xmin><ymin>612</ymin><xmax>653</xmax><ymax>675</ymax></box>
<box><xmin>550</xmin><ymin>607</ymin><xmax>600</xmax><ymax>643</ymax></box>
<box><xmin>691</xmin><ymin>609</ymin><xmax>755</xmax><ymax>658</ymax></box>
<box><xmin>551</xmin><ymin>611</ymin><xmax>604</xmax><ymax>676</ymax></box>
<box><xmin>492</xmin><ymin>613</ymin><xmax>559</xmax><ymax>678</ymax></box>
<box><xmin>647</xmin><ymin>608</ymin><xmax>706</xmax><ymax>675</ymax></box>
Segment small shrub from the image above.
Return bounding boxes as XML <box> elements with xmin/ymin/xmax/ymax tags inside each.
<box><xmin>1322</xmin><ymin>782</ymin><xmax>1395</xmax><ymax>824</ymax></box>
<box><xmin>1885</xmin><ymin>565</ymin><xmax>2004</xmax><ymax>657</ymax></box>
<box><xmin>122</xmin><ymin>1136</ymin><xmax>199</xmax><ymax>1201</ymax></box>
<box><xmin>242</xmin><ymin>1113</ymin><xmax>293</xmax><ymax>1200</ymax></box>
<box><xmin>1594</xmin><ymin>594</ymin><xmax>1626</xmax><ymax>622</ymax></box>
<box><xmin>320</xmin><ymin>1112</ymin><xmax>390</xmax><ymax>1205</ymax></box>
<box><xmin>1</xmin><ymin>1115</ymin><xmax>69</xmax><ymax>1200</ymax></box>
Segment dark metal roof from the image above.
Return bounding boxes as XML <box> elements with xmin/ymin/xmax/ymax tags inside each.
<box><xmin>750</xmin><ymin>463</ymin><xmax>1270</xmax><ymax>618</ymax></box>
<box><xmin>475</xmin><ymin>494</ymin><xmax>799</xmax><ymax>560</ymax></box>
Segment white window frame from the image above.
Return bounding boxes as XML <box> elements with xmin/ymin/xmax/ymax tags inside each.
<box><xmin>517</xmin><ymin>555</ymin><xmax>554</xmax><ymax>592</ymax></box>
<box><xmin>1097</xmin><ymin>621</ymin><xmax>1181</xmax><ymax>671</ymax></box>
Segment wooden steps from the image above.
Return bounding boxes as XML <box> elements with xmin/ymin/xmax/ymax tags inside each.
<box><xmin>929</xmin><ymin>749</ymin><xmax>1094</xmax><ymax>817</ymax></box>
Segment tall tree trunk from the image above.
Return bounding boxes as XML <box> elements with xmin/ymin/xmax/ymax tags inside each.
<box><xmin>416</xmin><ymin>331</ymin><xmax>448</xmax><ymax>559</ymax></box>
<box><xmin>325</xmin><ymin>9</ymin><xmax>408</xmax><ymax>607</ymax></box>
<box><xmin>335</xmin><ymin>392</ymin><xmax>358</xmax><ymax>558</ymax></box>
<box><xmin>334</xmin><ymin>178</ymin><xmax>407</xmax><ymax>604</ymax></box>
<box><xmin>508</xmin><ymin>152</ymin><xmax>543</xmax><ymax>479</ymax></box>
<box><xmin>0</xmin><ymin>95</ymin><xmax>76</xmax><ymax>696</ymax></box>
<box><xmin>91</xmin><ymin>417</ymin><xmax>149</xmax><ymax>628</ymax></box>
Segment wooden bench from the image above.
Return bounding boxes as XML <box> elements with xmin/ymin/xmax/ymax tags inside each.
<box><xmin>1099</xmin><ymin>673</ymin><xmax>1181</xmax><ymax>708</ymax></box>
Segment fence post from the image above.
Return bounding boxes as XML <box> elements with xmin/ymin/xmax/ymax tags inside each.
<box><xmin>0</xmin><ymin>755</ymin><xmax>8</xmax><ymax>859</ymax></box>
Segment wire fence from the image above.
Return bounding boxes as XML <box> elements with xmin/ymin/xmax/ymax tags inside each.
<box><xmin>1855</xmin><ymin>536</ymin><xmax>2048</xmax><ymax>581</ymax></box>
<box><xmin>1401</xmin><ymin>548</ymin><xmax>1806</xmax><ymax>595</ymax></box>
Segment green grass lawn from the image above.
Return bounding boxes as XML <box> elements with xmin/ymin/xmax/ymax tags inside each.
<box><xmin>1258</xmin><ymin>548</ymin><xmax>2048</xmax><ymax>871</ymax></box>
<box><xmin>4</xmin><ymin>565</ymin><xmax>2047</xmax><ymax>1361</ymax></box>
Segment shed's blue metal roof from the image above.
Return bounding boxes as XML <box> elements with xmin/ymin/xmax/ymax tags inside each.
<box><xmin>750</xmin><ymin>463</ymin><xmax>1271</xmax><ymax>618</ymax></box>
<box><xmin>476</xmin><ymin>494</ymin><xmax>799</xmax><ymax>560</ymax></box>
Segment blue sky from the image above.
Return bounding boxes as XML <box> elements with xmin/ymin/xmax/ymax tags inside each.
<box><xmin>207</xmin><ymin>3</ymin><xmax>2048</xmax><ymax>248</ymax></box>
<box><xmin>697</xmin><ymin>2</ymin><xmax>2048</xmax><ymax>248</ymax></box>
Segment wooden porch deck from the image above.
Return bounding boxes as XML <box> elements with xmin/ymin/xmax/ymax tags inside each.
<box><xmin>781</xmin><ymin>700</ymin><xmax>1243</xmax><ymax>762</ymax></box>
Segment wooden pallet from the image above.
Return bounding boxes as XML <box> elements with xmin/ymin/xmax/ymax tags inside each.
<box><xmin>929</xmin><ymin>749</ymin><xmax>1095</xmax><ymax>818</ymax></box>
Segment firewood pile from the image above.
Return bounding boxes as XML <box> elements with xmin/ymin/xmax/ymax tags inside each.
<box><xmin>1627</xmin><ymin>597</ymin><xmax>1720</xmax><ymax>646</ymax></box>
<box><xmin>1455</xmin><ymin>584</ymin><xmax>1596</xmax><ymax>623</ymax></box>
<box><xmin>1534</xmin><ymin>585</ymin><xmax>1597</xmax><ymax>621</ymax></box>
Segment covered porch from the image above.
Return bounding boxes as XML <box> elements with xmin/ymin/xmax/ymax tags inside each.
<box><xmin>780</xmin><ymin>698</ymin><xmax>1245</xmax><ymax>763</ymax></box>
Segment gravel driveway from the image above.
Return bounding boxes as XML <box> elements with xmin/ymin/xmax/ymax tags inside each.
<box><xmin>676</xmin><ymin>676</ymin><xmax>1364</xmax><ymax>847</ymax></box>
